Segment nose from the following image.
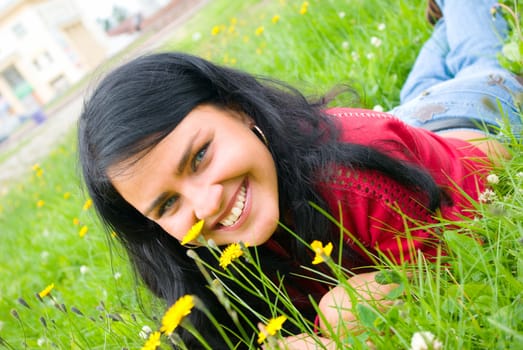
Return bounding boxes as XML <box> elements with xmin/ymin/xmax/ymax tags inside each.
<box><xmin>191</xmin><ymin>183</ymin><xmax>223</xmax><ymax>221</ymax></box>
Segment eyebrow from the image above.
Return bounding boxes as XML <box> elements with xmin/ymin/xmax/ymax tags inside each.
<box><xmin>143</xmin><ymin>130</ymin><xmax>200</xmax><ymax>217</ymax></box>
<box><xmin>176</xmin><ymin>130</ymin><xmax>199</xmax><ymax>175</ymax></box>
<box><xmin>144</xmin><ymin>192</ymin><xmax>169</xmax><ymax>217</ymax></box>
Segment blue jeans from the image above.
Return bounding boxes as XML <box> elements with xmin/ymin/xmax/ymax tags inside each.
<box><xmin>389</xmin><ymin>0</ymin><xmax>523</xmax><ymax>137</ymax></box>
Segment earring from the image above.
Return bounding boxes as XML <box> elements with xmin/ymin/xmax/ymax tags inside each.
<box><xmin>252</xmin><ymin>125</ymin><xmax>269</xmax><ymax>146</ymax></box>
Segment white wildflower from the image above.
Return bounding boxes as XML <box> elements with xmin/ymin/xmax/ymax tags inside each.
<box><xmin>341</xmin><ymin>41</ymin><xmax>349</xmax><ymax>50</ymax></box>
<box><xmin>114</xmin><ymin>272</ymin><xmax>122</xmax><ymax>280</ymax></box>
<box><xmin>192</xmin><ymin>32</ymin><xmax>202</xmax><ymax>41</ymax></box>
<box><xmin>366</xmin><ymin>52</ymin><xmax>375</xmax><ymax>60</ymax></box>
<box><xmin>516</xmin><ymin>172</ymin><xmax>523</xmax><ymax>179</ymax></box>
<box><xmin>373</xmin><ymin>105</ymin><xmax>384</xmax><ymax>112</ymax></box>
<box><xmin>378</xmin><ymin>23</ymin><xmax>386</xmax><ymax>31</ymax></box>
<box><xmin>139</xmin><ymin>325</ymin><xmax>153</xmax><ymax>339</ymax></box>
<box><xmin>338</xmin><ymin>11</ymin><xmax>346</xmax><ymax>18</ymax></box>
<box><xmin>80</xmin><ymin>265</ymin><xmax>89</xmax><ymax>275</ymax></box>
<box><xmin>40</xmin><ymin>251</ymin><xmax>49</xmax><ymax>260</ymax></box>
<box><xmin>370</xmin><ymin>36</ymin><xmax>382</xmax><ymax>47</ymax></box>
<box><xmin>351</xmin><ymin>51</ymin><xmax>359</xmax><ymax>61</ymax></box>
<box><xmin>478</xmin><ymin>188</ymin><xmax>498</xmax><ymax>203</ymax></box>
<box><xmin>410</xmin><ymin>331</ymin><xmax>443</xmax><ymax>350</ymax></box>
<box><xmin>486</xmin><ymin>174</ymin><xmax>499</xmax><ymax>184</ymax></box>
<box><xmin>37</xmin><ymin>338</ymin><xmax>46</xmax><ymax>347</ymax></box>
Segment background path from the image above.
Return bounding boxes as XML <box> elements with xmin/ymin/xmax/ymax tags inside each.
<box><xmin>0</xmin><ymin>0</ymin><xmax>209</xmax><ymax>190</ymax></box>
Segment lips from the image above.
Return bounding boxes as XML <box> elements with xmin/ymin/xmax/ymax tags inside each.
<box><xmin>219</xmin><ymin>182</ymin><xmax>247</xmax><ymax>227</ymax></box>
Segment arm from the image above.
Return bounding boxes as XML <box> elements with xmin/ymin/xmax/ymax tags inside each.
<box><xmin>439</xmin><ymin>129</ymin><xmax>510</xmax><ymax>166</ymax></box>
<box><xmin>273</xmin><ymin>272</ymin><xmax>397</xmax><ymax>348</ymax></box>
<box><xmin>317</xmin><ymin>271</ymin><xmax>398</xmax><ymax>337</ymax></box>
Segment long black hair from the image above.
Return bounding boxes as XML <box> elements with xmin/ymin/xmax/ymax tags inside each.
<box><xmin>78</xmin><ymin>52</ymin><xmax>441</xmax><ymax>348</ymax></box>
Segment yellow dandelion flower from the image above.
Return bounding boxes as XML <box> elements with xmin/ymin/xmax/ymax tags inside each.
<box><xmin>72</xmin><ymin>217</ymin><xmax>80</xmax><ymax>225</ymax></box>
<box><xmin>219</xmin><ymin>243</ymin><xmax>245</xmax><ymax>269</ymax></box>
<box><xmin>160</xmin><ymin>295</ymin><xmax>195</xmax><ymax>335</ymax></box>
<box><xmin>82</xmin><ymin>199</ymin><xmax>93</xmax><ymax>211</ymax></box>
<box><xmin>272</xmin><ymin>15</ymin><xmax>280</xmax><ymax>23</ymax></box>
<box><xmin>255</xmin><ymin>26</ymin><xmax>264</xmax><ymax>36</ymax></box>
<box><xmin>32</xmin><ymin>163</ymin><xmax>40</xmax><ymax>171</ymax></box>
<box><xmin>181</xmin><ymin>220</ymin><xmax>204</xmax><ymax>245</ymax></box>
<box><xmin>63</xmin><ymin>192</ymin><xmax>71</xmax><ymax>199</ymax></box>
<box><xmin>311</xmin><ymin>240</ymin><xmax>333</xmax><ymax>264</ymax></box>
<box><xmin>300</xmin><ymin>1</ymin><xmax>309</xmax><ymax>15</ymax></box>
<box><xmin>141</xmin><ymin>331</ymin><xmax>161</xmax><ymax>350</ymax></box>
<box><xmin>36</xmin><ymin>169</ymin><xmax>44</xmax><ymax>178</ymax></box>
<box><xmin>36</xmin><ymin>199</ymin><xmax>45</xmax><ymax>208</ymax></box>
<box><xmin>211</xmin><ymin>25</ymin><xmax>221</xmax><ymax>36</ymax></box>
<box><xmin>38</xmin><ymin>283</ymin><xmax>54</xmax><ymax>298</ymax></box>
<box><xmin>79</xmin><ymin>225</ymin><xmax>88</xmax><ymax>238</ymax></box>
<box><xmin>230</xmin><ymin>58</ymin><xmax>237</xmax><ymax>65</ymax></box>
<box><xmin>257</xmin><ymin>315</ymin><xmax>287</xmax><ymax>344</ymax></box>
<box><xmin>230</xmin><ymin>17</ymin><xmax>237</xmax><ymax>25</ymax></box>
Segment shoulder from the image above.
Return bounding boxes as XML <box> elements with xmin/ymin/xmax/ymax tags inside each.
<box><xmin>325</xmin><ymin>107</ymin><xmax>400</xmax><ymax>125</ymax></box>
<box><xmin>324</xmin><ymin>107</ymin><xmax>414</xmax><ymax>145</ymax></box>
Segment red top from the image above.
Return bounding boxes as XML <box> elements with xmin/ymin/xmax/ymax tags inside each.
<box><xmin>261</xmin><ymin>108</ymin><xmax>491</xmax><ymax>316</ymax></box>
<box><xmin>316</xmin><ymin>108</ymin><xmax>491</xmax><ymax>264</ymax></box>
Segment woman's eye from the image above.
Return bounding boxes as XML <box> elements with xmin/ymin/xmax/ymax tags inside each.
<box><xmin>191</xmin><ymin>143</ymin><xmax>209</xmax><ymax>171</ymax></box>
<box><xmin>159</xmin><ymin>196</ymin><xmax>178</xmax><ymax>216</ymax></box>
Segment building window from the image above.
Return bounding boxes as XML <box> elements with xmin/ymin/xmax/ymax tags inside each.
<box><xmin>2</xmin><ymin>65</ymin><xmax>33</xmax><ymax>101</ymax></box>
<box><xmin>32</xmin><ymin>51</ymin><xmax>54</xmax><ymax>71</ymax></box>
<box><xmin>49</xmin><ymin>74</ymin><xmax>69</xmax><ymax>94</ymax></box>
<box><xmin>12</xmin><ymin>23</ymin><xmax>27</xmax><ymax>38</ymax></box>
<box><xmin>2</xmin><ymin>66</ymin><xmax>25</xmax><ymax>89</ymax></box>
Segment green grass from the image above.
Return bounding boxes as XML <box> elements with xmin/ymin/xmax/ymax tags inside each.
<box><xmin>1</xmin><ymin>0</ymin><xmax>522</xmax><ymax>348</ymax></box>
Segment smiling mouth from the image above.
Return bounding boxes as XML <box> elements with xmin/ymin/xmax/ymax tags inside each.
<box><xmin>219</xmin><ymin>182</ymin><xmax>247</xmax><ymax>227</ymax></box>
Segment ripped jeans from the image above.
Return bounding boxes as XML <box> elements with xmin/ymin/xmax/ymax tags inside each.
<box><xmin>389</xmin><ymin>0</ymin><xmax>523</xmax><ymax>137</ymax></box>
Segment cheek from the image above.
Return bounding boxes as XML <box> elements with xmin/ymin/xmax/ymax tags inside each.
<box><xmin>156</xmin><ymin>218</ymin><xmax>187</xmax><ymax>242</ymax></box>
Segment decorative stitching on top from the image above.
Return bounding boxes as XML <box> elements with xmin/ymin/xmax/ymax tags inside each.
<box><xmin>331</xmin><ymin>111</ymin><xmax>397</xmax><ymax>120</ymax></box>
<box><xmin>327</xmin><ymin>168</ymin><xmax>433</xmax><ymax>223</ymax></box>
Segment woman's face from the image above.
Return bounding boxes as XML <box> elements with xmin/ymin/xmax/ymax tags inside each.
<box><xmin>110</xmin><ymin>104</ymin><xmax>280</xmax><ymax>246</ymax></box>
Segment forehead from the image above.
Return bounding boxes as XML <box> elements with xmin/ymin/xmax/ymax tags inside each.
<box><xmin>108</xmin><ymin>105</ymin><xmax>249</xmax><ymax>204</ymax></box>
<box><xmin>110</xmin><ymin>105</ymin><xmax>233</xmax><ymax>172</ymax></box>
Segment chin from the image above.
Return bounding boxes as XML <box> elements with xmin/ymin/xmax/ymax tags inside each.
<box><xmin>247</xmin><ymin>219</ymin><xmax>279</xmax><ymax>246</ymax></box>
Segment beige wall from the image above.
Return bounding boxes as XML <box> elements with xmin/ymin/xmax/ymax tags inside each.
<box><xmin>62</xmin><ymin>21</ymin><xmax>107</xmax><ymax>72</ymax></box>
<box><xmin>0</xmin><ymin>0</ymin><xmax>108</xmax><ymax>115</ymax></box>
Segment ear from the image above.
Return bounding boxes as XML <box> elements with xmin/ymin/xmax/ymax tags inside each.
<box><xmin>231</xmin><ymin>108</ymin><xmax>255</xmax><ymax>127</ymax></box>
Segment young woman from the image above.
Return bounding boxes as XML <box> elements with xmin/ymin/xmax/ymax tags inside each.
<box><xmin>78</xmin><ymin>0</ymin><xmax>521</xmax><ymax>348</ymax></box>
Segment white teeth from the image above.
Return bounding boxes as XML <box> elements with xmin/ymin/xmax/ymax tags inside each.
<box><xmin>219</xmin><ymin>184</ymin><xmax>246</xmax><ymax>227</ymax></box>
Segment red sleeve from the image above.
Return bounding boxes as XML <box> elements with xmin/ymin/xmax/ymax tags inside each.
<box><xmin>317</xmin><ymin>108</ymin><xmax>491</xmax><ymax>264</ymax></box>
<box><xmin>320</xmin><ymin>168</ymin><xmax>441</xmax><ymax>264</ymax></box>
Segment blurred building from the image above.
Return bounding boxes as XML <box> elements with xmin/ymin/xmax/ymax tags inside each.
<box><xmin>105</xmin><ymin>0</ymin><xmax>194</xmax><ymax>36</ymax></box>
<box><xmin>0</xmin><ymin>0</ymin><xmax>109</xmax><ymax>118</ymax></box>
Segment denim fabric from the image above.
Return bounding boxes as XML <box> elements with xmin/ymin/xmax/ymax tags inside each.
<box><xmin>389</xmin><ymin>0</ymin><xmax>523</xmax><ymax>137</ymax></box>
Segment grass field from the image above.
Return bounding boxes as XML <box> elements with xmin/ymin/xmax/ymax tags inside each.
<box><xmin>1</xmin><ymin>0</ymin><xmax>522</xmax><ymax>349</ymax></box>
